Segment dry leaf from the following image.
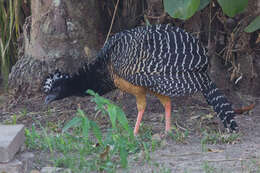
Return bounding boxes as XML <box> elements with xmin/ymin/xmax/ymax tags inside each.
<box><xmin>100</xmin><ymin>145</ymin><xmax>110</xmax><ymax>160</ymax></box>
<box><xmin>201</xmin><ymin>113</ymin><xmax>214</xmax><ymax>121</ymax></box>
<box><xmin>207</xmin><ymin>148</ymin><xmax>224</xmax><ymax>153</ymax></box>
<box><xmin>189</xmin><ymin>115</ymin><xmax>201</xmax><ymax>120</ymax></box>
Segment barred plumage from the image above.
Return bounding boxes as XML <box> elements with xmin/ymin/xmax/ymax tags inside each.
<box><xmin>105</xmin><ymin>25</ymin><xmax>208</xmax><ymax>95</ymax></box>
<box><xmin>43</xmin><ymin>24</ymin><xmax>238</xmax><ymax>134</ymax></box>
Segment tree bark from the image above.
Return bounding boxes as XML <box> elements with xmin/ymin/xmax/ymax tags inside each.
<box><xmin>8</xmin><ymin>0</ymin><xmax>146</xmax><ymax>96</ymax></box>
<box><xmin>8</xmin><ymin>0</ymin><xmax>107</xmax><ymax>95</ymax></box>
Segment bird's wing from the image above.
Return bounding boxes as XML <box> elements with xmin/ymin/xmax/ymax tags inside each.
<box><xmin>124</xmin><ymin>71</ymin><xmax>210</xmax><ymax>97</ymax></box>
<box><xmin>111</xmin><ymin>24</ymin><xmax>208</xmax><ymax>74</ymax></box>
<box><xmin>110</xmin><ymin>24</ymin><xmax>210</xmax><ymax>96</ymax></box>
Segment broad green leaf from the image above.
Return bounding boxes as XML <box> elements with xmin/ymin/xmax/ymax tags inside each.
<box><xmin>62</xmin><ymin>116</ymin><xmax>82</xmax><ymax>133</ymax></box>
<box><xmin>77</xmin><ymin>108</ymin><xmax>86</xmax><ymax>117</ymax></box>
<box><xmin>107</xmin><ymin>104</ymin><xmax>117</xmax><ymax>129</ymax></box>
<box><xmin>217</xmin><ymin>0</ymin><xmax>248</xmax><ymax>17</ymax></box>
<box><xmin>86</xmin><ymin>89</ymin><xmax>96</xmax><ymax>96</ymax></box>
<box><xmin>244</xmin><ymin>16</ymin><xmax>260</xmax><ymax>33</ymax></box>
<box><xmin>87</xmin><ymin>89</ymin><xmax>109</xmax><ymax>114</ymax></box>
<box><xmin>90</xmin><ymin>121</ymin><xmax>103</xmax><ymax>144</ymax></box>
<box><xmin>164</xmin><ymin>0</ymin><xmax>200</xmax><ymax>20</ymax></box>
<box><xmin>119</xmin><ymin>145</ymin><xmax>128</xmax><ymax>168</ymax></box>
<box><xmin>116</xmin><ymin>106</ymin><xmax>131</xmax><ymax>133</ymax></box>
<box><xmin>198</xmin><ymin>0</ymin><xmax>210</xmax><ymax>11</ymax></box>
<box><xmin>82</xmin><ymin>116</ymin><xmax>90</xmax><ymax>139</ymax></box>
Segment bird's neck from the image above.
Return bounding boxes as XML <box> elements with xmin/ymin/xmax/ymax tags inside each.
<box><xmin>67</xmin><ymin>57</ymin><xmax>115</xmax><ymax>96</ymax></box>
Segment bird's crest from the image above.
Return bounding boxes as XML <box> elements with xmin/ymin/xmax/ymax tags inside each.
<box><xmin>43</xmin><ymin>70</ymin><xmax>70</xmax><ymax>93</ymax></box>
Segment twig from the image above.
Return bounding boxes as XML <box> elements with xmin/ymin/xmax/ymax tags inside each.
<box><xmin>175</xmin><ymin>120</ymin><xmax>187</xmax><ymax>131</ymax></box>
<box><xmin>161</xmin><ymin>152</ymin><xmax>203</xmax><ymax>157</ymax></box>
<box><xmin>204</xmin><ymin>158</ymin><xmax>250</xmax><ymax>163</ymax></box>
<box><xmin>94</xmin><ymin>109</ymin><xmax>102</xmax><ymax>119</ymax></box>
<box><xmin>104</xmin><ymin>0</ymin><xmax>120</xmax><ymax>45</ymax></box>
<box><xmin>161</xmin><ymin>153</ymin><xmax>252</xmax><ymax>163</ymax></box>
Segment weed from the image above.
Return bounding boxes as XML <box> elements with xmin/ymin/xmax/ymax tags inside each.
<box><xmin>168</xmin><ymin>125</ymin><xmax>189</xmax><ymax>142</ymax></box>
<box><xmin>202</xmin><ymin>161</ymin><xmax>216</xmax><ymax>173</ymax></box>
<box><xmin>25</xmin><ymin>124</ymin><xmax>40</xmax><ymax>149</ymax></box>
<box><xmin>200</xmin><ymin>129</ymin><xmax>240</xmax><ymax>152</ymax></box>
<box><xmin>25</xmin><ymin>90</ymin><xmax>162</xmax><ymax>172</ymax></box>
<box><xmin>156</xmin><ymin>163</ymin><xmax>172</xmax><ymax>173</ymax></box>
<box><xmin>201</xmin><ymin>130</ymin><xmax>240</xmax><ymax>145</ymax></box>
<box><xmin>0</xmin><ymin>0</ymin><xmax>26</xmax><ymax>87</ymax></box>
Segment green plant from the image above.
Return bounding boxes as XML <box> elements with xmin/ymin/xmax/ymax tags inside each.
<box><xmin>25</xmin><ymin>124</ymin><xmax>41</xmax><ymax>149</ymax></box>
<box><xmin>62</xmin><ymin>92</ymin><xmax>137</xmax><ymax>169</ymax></box>
<box><xmin>168</xmin><ymin>125</ymin><xmax>189</xmax><ymax>143</ymax></box>
<box><xmin>164</xmin><ymin>0</ymin><xmax>248</xmax><ymax>20</ymax></box>
<box><xmin>25</xmin><ymin>90</ymin><xmax>163</xmax><ymax>172</ymax></box>
<box><xmin>202</xmin><ymin>161</ymin><xmax>216</xmax><ymax>173</ymax></box>
<box><xmin>217</xmin><ymin>0</ymin><xmax>248</xmax><ymax>17</ymax></box>
<box><xmin>0</xmin><ymin>0</ymin><xmax>14</xmax><ymax>87</ymax></box>
<box><xmin>201</xmin><ymin>129</ymin><xmax>240</xmax><ymax>145</ymax></box>
<box><xmin>153</xmin><ymin>162</ymin><xmax>172</xmax><ymax>173</ymax></box>
<box><xmin>11</xmin><ymin>114</ymin><xmax>17</xmax><ymax>124</ymax></box>
<box><xmin>163</xmin><ymin>0</ymin><xmax>259</xmax><ymax>32</ymax></box>
<box><xmin>245</xmin><ymin>16</ymin><xmax>260</xmax><ymax>33</ymax></box>
<box><xmin>164</xmin><ymin>0</ymin><xmax>200</xmax><ymax>20</ymax></box>
<box><xmin>200</xmin><ymin>129</ymin><xmax>240</xmax><ymax>152</ymax></box>
<box><xmin>0</xmin><ymin>0</ymin><xmax>29</xmax><ymax>88</ymax></box>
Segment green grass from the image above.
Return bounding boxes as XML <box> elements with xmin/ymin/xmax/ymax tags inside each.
<box><xmin>0</xmin><ymin>0</ymin><xmax>27</xmax><ymax>88</ymax></box>
<box><xmin>21</xmin><ymin>90</ymin><xmax>260</xmax><ymax>173</ymax></box>
<box><xmin>202</xmin><ymin>161</ymin><xmax>218</xmax><ymax>173</ymax></box>
<box><xmin>168</xmin><ymin>124</ymin><xmax>189</xmax><ymax>143</ymax></box>
<box><xmin>25</xmin><ymin>90</ymin><xmax>249</xmax><ymax>172</ymax></box>
<box><xmin>200</xmin><ymin>129</ymin><xmax>240</xmax><ymax>152</ymax></box>
<box><xmin>201</xmin><ymin>130</ymin><xmax>240</xmax><ymax>144</ymax></box>
<box><xmin>24</xmin><ymin>90</ymin><xmax>163</xmax><ymax>172</ymax></box>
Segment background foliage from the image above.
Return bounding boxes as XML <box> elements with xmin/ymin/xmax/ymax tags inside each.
<box><xmin>163</xmin><ymin>0</ymin><xmax>259</xmax><ymax>33</ymax></box>
<box><xmin>0</xmin><ymin>0</ymin><xmax>30</xmax><ymax>88</ymax></box>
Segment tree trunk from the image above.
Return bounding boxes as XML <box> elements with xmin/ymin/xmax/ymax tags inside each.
<box><xmin>8</xmin><ymin>0</ymin><xmax>106</xmax><ymax>95</ymax></box>
<box><xmin>8</xmin><ymin>0</ymin><xmax>145</xmax><ymax>97</ymax></box>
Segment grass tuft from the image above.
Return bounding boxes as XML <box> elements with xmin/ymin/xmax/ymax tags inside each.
<box><xmin>24</xmin><ymin>90</ymin><xmax>165</xmax><ymax>172</ymax></box>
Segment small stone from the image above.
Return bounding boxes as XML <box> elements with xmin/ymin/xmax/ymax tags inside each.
<box><xmin>0</xmin><ymin>159</ymin><xmax>23</xmax><ymax>173</ymax></box>
<box><xmin>21</xmin><ymin>152</ymin><xmax>35</xmax><ymax>160</ymax></box>
<box><xmin>20</xmin><ymin>152</ymin><xmax>35</xmax><ymax>173</ymax></box>
<box><xmin>0</xmin><ymin>125</ymin><xmax>25</xmax><ymax>162</ymax></box>
<box><xmin>41</xmin><ymin>167</ymin><xmax>71</xmax><ymax>173</ymax></box>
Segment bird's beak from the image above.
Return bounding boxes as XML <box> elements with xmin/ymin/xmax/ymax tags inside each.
<box><xmin>44</xmin><ymin>94</ymin><xmax>58</xmax><ymax>104</ymax></box>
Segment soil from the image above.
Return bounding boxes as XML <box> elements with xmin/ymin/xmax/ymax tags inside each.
<box><xmin>0</xmin><ymin>88</ymin><xmax>259</xmax><ymax>172</ymax></box>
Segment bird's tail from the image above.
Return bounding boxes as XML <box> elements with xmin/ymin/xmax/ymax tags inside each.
<box><xmin>202</xmin><ymin>75</ymin><xmax>238</xmax><ymax>132</ymax></box>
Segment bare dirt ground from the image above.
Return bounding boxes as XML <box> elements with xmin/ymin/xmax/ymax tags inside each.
<box><xmin>0</xmin><ymin>88</ymin><xmax>259</xmax><ymax>172</ymax></box>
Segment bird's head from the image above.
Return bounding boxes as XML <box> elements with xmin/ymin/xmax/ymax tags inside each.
<box><xmin>43</xmin><ymin>70</ymin><xmax>72</xmax><ymax>104</ymax></box>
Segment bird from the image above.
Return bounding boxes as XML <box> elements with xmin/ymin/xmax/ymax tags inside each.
<box><xmin>43</xmin><ymin>24</ymin><xmax>239</xmax><ymax>135</ymax></box>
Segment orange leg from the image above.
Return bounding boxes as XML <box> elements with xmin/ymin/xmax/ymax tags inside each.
<box><xmin>164</xmin><ymin>101</ymin><xmax>171</xmax><ymax>132</ymax></box>
<box><xmin>134</xmin><ymin>93</ymin><xmax>147</xmax><ymax>136</ymax></box>
<box><xmin>134</xmin><ymin>109</ymin><xmax>145</xmax><ymax>135</ymax></box>
<box><xmin>154</xmin><ymin>94</ymin><xmax>172</xmax><ymax>133</ymax></box>
<box><xmin>113</xmin><ymin>74</ymin><xmax>147</xmax><ymax>136</ymax></box>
